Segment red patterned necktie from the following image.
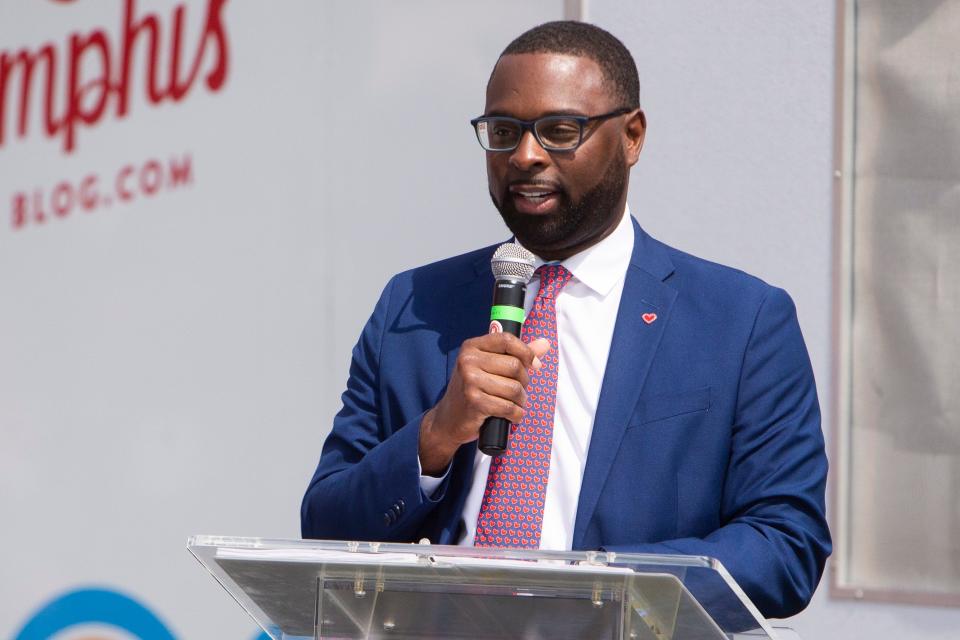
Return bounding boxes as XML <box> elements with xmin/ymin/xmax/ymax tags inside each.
<box><xmin>474</xmin><ymin>263</ymin><xmax>573</xmax><ymax>548</ymax></box>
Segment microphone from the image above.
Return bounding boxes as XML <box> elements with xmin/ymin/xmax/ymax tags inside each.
<box><xmin>478</xmin><ymin>243</ymin><xmax>536</xmax><ymax>456</ymax></box>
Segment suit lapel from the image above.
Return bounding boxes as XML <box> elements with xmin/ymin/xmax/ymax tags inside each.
<box><xmin>572</xmin><ymin>219</ymin><xmax>677</xmax><ymax>549</ymax></box>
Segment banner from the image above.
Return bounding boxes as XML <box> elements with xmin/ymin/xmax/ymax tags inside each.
<box><xmin>1</xmin><ymin>1</ymin><xmax>327</xmax><ymax>637</ymax></box>
<box><xmin>1</xmin><ymin>1</ymin><xmax>560</xmax><ymax>637</ymax></box>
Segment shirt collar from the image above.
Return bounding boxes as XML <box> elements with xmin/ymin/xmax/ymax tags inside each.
<box><xmin>522</xmin><ymin>204</ymin><xmax>634</xmax><ymax>297</ymax></box>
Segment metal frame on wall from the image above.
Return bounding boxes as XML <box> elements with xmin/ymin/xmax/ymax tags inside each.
<box><xmin>564</xmin><ymin>0</ymin><xmax>585</xmax><ymax>20</ymax></box>
<box><xmin>830</xmin><ymin>0</ymin><xmax>960</xmax><ymax>608</ymax></box>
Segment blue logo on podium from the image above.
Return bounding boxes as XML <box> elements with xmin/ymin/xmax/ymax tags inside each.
<box><xmin>14</xmin><ymin>588</ymin><xmax>176</xmax><ymax>640</ymax></box>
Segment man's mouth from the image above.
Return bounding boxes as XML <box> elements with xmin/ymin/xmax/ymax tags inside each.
<box><xmin>508</xmin><ymin>184</ymin><xmax>561</xmax><ymax>214</ymax></box>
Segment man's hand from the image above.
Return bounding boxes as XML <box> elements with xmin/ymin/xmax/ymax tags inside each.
<box><xmin>418</xmin><ymin>334</ymin><xmax>551</xmax><ymax>475</ymax></box>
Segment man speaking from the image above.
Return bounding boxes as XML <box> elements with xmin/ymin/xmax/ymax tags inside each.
<box><xmin>301</xmin><ymin>21</ymin><xmax>831</xmax><ymax>619</ymax></box>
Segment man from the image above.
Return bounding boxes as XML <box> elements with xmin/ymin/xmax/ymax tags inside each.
<box><xmin>301</xmin><ymin>21</ymin><xmax>831</xmax><ymax>619</ymax></box>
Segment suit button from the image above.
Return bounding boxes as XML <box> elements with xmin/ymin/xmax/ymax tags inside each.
<box><xmin>383</xmin><ymin>512</ymin><xmax>392</xmax><ymax>526</ymax></box>
<box><xmin>390</xmin><ymin>505</ymin><xmax>401</xmax><ymax>520</ymax></box>
<box><xmin>397</xmin><ymin>499</ymin><xmax>405</xmax><ymax>512</ymax></box>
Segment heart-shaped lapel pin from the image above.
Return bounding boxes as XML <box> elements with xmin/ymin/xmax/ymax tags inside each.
<box><xmin>642</xmin><ymin>312</ymin><xmax>658</xmax><ymax>325</ymax></box>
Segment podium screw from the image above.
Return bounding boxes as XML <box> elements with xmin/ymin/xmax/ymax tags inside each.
<box><xmin>592</xmin><ymin>582</ymin><xmax>603</xmax><ymax>608</ymax></box>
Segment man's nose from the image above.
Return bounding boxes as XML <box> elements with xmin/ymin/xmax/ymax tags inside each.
<box><xmin>509</xmin><ymin>129</ymin><xmax>550</xmax><ymax>171</ymax></box>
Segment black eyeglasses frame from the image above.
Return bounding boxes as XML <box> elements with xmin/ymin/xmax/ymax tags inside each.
<box><xmin>470</xmin><ymin>107</ymin><xmax>634</xmax><ymax>152</ymax></box>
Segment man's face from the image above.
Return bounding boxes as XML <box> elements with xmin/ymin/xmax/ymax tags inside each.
<box><xmin>484</xmin><ymin>53</ymin><xmax>645</xmax><ymax>260</ymax></box>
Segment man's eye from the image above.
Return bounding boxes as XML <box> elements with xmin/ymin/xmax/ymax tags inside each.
<box><xmin>540</xmin><ymin>123</ymin><xmax>580</xmax><ymax>140</ymax></box>
<box><xmin>492</xmin><ymin>126</ymin><xmax>518</xmax><ymax>138</ymax></box>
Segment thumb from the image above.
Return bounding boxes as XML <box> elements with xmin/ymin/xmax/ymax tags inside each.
<box><xmin>528</xmin><ymin>338</ymin><xmax>551</xmax><ymax>369</ymax></box>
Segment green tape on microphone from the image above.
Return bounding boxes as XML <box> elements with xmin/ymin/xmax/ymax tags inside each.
<box><xmin>490</xmin><ymin>305</ymin><xmax>525</xmax><ymax>323</ymax></box>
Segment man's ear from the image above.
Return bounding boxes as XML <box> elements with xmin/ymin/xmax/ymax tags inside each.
<box><xmin>624</xmin><ymin>109</ymin><xmax>646</xmax><ymax>167</ymax></box>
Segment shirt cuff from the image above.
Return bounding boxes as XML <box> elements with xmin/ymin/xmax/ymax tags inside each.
<box><xmin>418</xmin><ymin>455</ymin><xmax>451</xmax><ymax>497</ymax></box>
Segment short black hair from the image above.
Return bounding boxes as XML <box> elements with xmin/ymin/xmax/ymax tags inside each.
<box><xmin>495</xmin><ymin>21</ymin><xmax>640</xmax><ymax>109</ymax></box>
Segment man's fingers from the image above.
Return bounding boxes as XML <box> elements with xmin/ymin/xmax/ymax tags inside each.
<box><xmin>442</xmin><ymin>333</ymin><xmax>556</xmax><ymax>436</ymax></box>
<box><xmin>482</xmin><ymin>392</ymin><xmax>525</xmax><ymax>424</ymax></box>
<box><xmin>471</xmin><ymin>352</ymin><xmax>532</xmax><ymax>387</ymax></box>
<box><xmin>472</xmin><ymin>333</ymin><xmax>538</xmax><ymax>367</ymax></box>
<box><xmin>464</xmin><ymin>384</ymin><xmax>524</xmax><ymax>423</ymax></box>
<box><xmin>469</xmin><ymin>333</ymin><xmax>552</xmax><ymax>371</ymax></box>
<box><xmin>475</xmin><ymin>372</ymin><xmax>527</xmax><ymax>408</ymax></box>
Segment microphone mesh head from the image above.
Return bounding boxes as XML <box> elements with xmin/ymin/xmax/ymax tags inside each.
<box><xmin>491</xmin><ymin>243</ymin><xmax>535</xmax><ymax>282</ymax></box>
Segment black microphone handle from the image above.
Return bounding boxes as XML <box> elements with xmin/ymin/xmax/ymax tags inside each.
<box><xmin>478</xmin><ymin>278</ymin><xmax>526</xmax><ymax>456</ymax></box>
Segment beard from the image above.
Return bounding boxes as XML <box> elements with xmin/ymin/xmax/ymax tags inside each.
<box><xmin>492</xmin><ymin>154</ymin><xmax>628</xmax><ymax>257</ymax></box>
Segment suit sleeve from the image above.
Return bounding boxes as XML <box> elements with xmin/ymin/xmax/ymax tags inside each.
<box><xmin>604</xmin><ymin>287</ymin><xmax>832</xmax><ymax>619</ymax></box>
<box><xmin>300</xmin><ymin>276</ymin><xmax>450</xmax><ymax>541</ymax></box>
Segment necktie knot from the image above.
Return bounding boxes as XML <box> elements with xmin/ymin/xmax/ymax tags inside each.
<box><xmin>535</xmin><ymin>264</ymin><xmax>573</xmax><ymax>300</ymax></box>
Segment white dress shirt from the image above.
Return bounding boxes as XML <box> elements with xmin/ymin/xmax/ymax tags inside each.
<box><xmin>421</xmin><ymin>205</ymin><xmax>634</xmax><ymax>550</ymax></box>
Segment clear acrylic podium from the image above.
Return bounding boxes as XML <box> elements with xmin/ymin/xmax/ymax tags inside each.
<box><xmin>188</xmin><ymin>535</ymin><xmax>795</xmax><ymax>640</ymax></box>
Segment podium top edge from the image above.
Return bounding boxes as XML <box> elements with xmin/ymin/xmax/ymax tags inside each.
<box><xmin>186</xmin><ymin>534</ymin><xmax>719</xmax><ymax>570</ymax></box>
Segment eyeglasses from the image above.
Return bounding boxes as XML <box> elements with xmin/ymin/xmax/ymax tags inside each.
<box><xmin>470</xmin><ymin>108</ymin><xmax>632</xmax><ymax>152</ymax></box>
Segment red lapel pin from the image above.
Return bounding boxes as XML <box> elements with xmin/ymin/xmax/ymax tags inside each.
<box><xmin>642</xmin><ymin>312</ymin><xmax>658</xmax><ymax>325</ymax></box>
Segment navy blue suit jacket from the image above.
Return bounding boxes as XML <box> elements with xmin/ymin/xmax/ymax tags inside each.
<box><xmin>302</xmin><ymin>218</ymin><xmax>831</xmax><ymax>618</ymax></box>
